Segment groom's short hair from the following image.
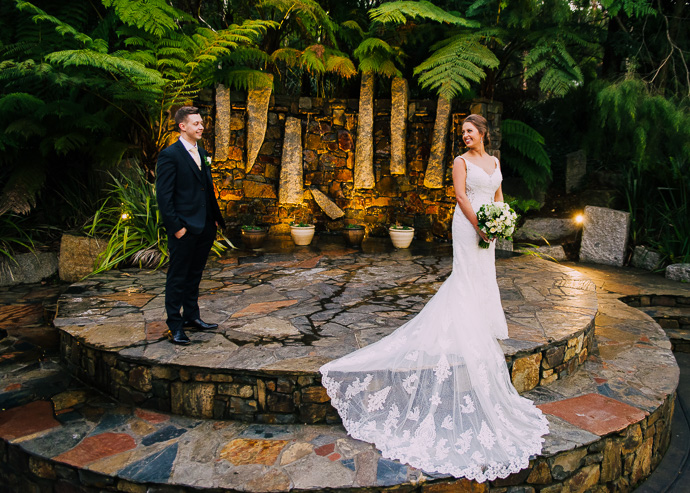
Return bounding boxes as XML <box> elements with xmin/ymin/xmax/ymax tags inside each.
<box><xmin>174</xmin><ymin>106</ymin><xmax>200</xmax><ymax>130</ymax></box>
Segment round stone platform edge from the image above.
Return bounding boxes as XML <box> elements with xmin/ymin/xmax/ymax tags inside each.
<box><xmin>0</xmin><ymin>390</ymin><xmax>676</xmax><ymax>493</ymax></box>
<box><xmin>55</xmin><ymin>256</ymin><xmax>597</xmax><ymax>424</ymax></box>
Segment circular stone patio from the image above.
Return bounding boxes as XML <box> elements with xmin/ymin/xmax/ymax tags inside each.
<box><xmin>54</xmin><ymin>243</ymin><xmax>597</xmax><ymax>424</ymax></box>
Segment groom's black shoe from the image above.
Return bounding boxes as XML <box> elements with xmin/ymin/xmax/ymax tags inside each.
<box><xmin>167</xmin><ymin>328</ymin><xmax>191</xmax><ymax>345</ymax></box>
<box><xmin>184</xmin><ymin>318</ymin><xmax>218</xmax><ymax>330</ymax></box>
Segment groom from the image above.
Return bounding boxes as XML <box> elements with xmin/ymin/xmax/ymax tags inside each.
<box><xmin>156</xmin><ymin>106</ymin><xmax>226</xmax><ymax>344</ymax></box>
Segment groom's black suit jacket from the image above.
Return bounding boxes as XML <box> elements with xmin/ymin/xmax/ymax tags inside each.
<box><xmin>156</xmin><ymin>139</ymin><xmax>225</xmax><ymax>235</ymax></box>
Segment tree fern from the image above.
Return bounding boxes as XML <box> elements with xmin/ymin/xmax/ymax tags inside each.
<box><xmin>414</xmin><ymin>34</ymin><xmax>499</xmax><ymax>100</ymax></box>
<box><xmin>524</xmin><ymin>38</ymin><xmax>584</xmax><ymax>97</ymax></box>
<box><xmin>501</xmin><ymin>119</ymin><xmax>552</xmax><ymax>194</ymax></box>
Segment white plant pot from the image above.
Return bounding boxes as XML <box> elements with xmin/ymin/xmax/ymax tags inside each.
<box><xmin>290</xmin><ymin>225</ymin><xmax>316</xmax><ymax>246</ymax></box>
<box><xmin>389</xmin><ymin>227</ymin><xmax>415</xmax><ymax>248</ymax></box>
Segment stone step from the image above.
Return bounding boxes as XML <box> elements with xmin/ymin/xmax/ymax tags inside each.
<box><xmin>636</xmin><ymin>303</ymin><xmax>690</xmax><ymax>353</ymax></box>
<box><xmin>0</xmin><ymin>264</ymin><xmax>679</xmax><ymax>493</ymax></box>
<box><xmin>53</xmin><ymin>254</ymin><xmax>597</xmax><ymax>424</ymax></box>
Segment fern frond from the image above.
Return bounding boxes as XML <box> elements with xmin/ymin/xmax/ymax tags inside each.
<box><xmin>102</xmin><ymin>0</ymin><xmax>190</xmax><ymax>38</ymax></box>
<box><xmin>370</xmin><ymin>1</ymin><xmax>478</xmax><ymax>28</ymax></box>
<box><xmin>501</xmin><ymin>119</ymin><xmax>552</xmax><ymax>193</ymax></box>
<box><xmin>414</xmin><ymin>34</ymin><xmax>498</xmax><ymax>99</ymax></box>
<box><xmin>354</xmin><ymin>37</ymin><xmax>398</xmax><ymax>59</ymax></box>
<box><xmin>325</xmin><ymin>54</ymin><xmax>357</xmax><ymax>79</ymax></box>
<box><xmin>270</xmin><ymin>48</ymin><xmax>302</xmax><ymax>67</ymax></box>
<box><xmin>16</xmin><ymin>0</ymin><xmax>94</xmax><ymax>46</ymax></box>
<box><xmin>46</xmin><ymin>50</ymin><xmax>165</xmax><ymax>86</ymax></box>
<box><xmin>222</xmin><ymin>69</ymin><xmax>274</xmax><ymax>91</ymax></box>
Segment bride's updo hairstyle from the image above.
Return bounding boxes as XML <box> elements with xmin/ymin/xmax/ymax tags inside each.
<box><xmin>463</xmin><ymin>114</ymin><xmax>491</xmax><ymax>149</ymax></box>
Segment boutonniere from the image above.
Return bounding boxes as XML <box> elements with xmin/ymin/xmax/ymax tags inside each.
<box><xmin>204</xmin><ymin>155</ymin><xmax>212</xmax><ymax>167</ymax></box>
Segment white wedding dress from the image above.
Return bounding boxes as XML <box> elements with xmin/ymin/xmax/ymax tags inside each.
<box><xmin>320</xmin><ymin>157</ymin><xmax>549</xmax><ymax>482</ymax></box>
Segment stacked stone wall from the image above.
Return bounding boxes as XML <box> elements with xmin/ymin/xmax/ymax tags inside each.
<box><xmin>203</xmin><ymin>93</ymin><xmax>502</xmax><ymax>241</ymax></box>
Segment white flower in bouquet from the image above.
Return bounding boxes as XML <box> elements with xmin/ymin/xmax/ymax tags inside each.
<box><xmin>476</xmin><ymin>202</ymin><xmax>519</xmax><ymax>249</ymax></box>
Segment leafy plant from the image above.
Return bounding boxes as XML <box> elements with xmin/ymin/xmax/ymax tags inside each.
<box><xmin>500</xmin><ymin>119</ymin><xmax>552</xmax><ymax>194</ymax></box>
<box><xmin>504</xmin><ymin>194</ymin><xmax>543</xmax><ymax>215</ymax></box>
<box><xmin>345</xmin><ymin>223</ymin><xmax>364</xmax><ymax>229</ymax></box>
<box><xmin>0</xmin><ymin>213</ymin><xmax>35</xmax><ymax>266</ymax></box>
<box><xmin>241</xmin><ymin>225</ymin><xmax>265</xmax><ymax>231</ymax></box>
<box><xmin>86</xmin><ymin>167</ymin><xmax>233</xmax><ymax>274</ymax></box>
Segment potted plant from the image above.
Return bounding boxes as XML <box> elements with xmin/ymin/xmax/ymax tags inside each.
<box><xmin>389</xmin><ymin>223</ymin><xmax>415</xmax><ymax>249</ymax></box>
<box><xmin>290</xmin><ymin>222</ymin><xmax>315</xmax><ymax>246</ymax></box>
<box><xmin>241</xmin><ymin>225</ymin><xmax>268</xmax><ymax>249</ymax></box>
<box><xmin>343</xmin><ymin>223</ymin><xmax>365</xmax><ymax>247</ymax></box>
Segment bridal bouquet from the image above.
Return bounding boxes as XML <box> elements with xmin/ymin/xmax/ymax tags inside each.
<box><xmin>476</xmin><ymin>202</ymin><xmax>518</xmax><ymax>249</ymax></box>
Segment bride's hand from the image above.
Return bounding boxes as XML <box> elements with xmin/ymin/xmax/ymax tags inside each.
<box><xmin>475</xmin><ymin>226</ymin><xmax>490</xmax><ymax>242</ymax></box>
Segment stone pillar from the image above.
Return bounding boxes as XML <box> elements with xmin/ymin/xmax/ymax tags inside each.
<box><xmin>278</xmin><ymin>117</ymin><xmax>304</xmax><ymax>204</ymax></box>
<box><xmin>214</xmin><ymin>84</ymin><xmax>230</xmax><ymax>162</ymax></box>
<box><xmin>354</xmin><ymin>72</ymin><xmax>375</xmax><ymax>189</ymax></box>
<box><xmin>246</xmin><ymin>77</ymin><xmax>274</xmax><ymax>172</ymax></box>
<box><xmin>424</xmin><ymin>97</ymin><xmax>452</xmax><ymax>189</ymax></box>
<box><xmin>390</xmin><ymin>77</ymin><xmax>408</xmax><ymax>175</ymax></box>
<box><xmin>566</xmin><ymin>150</ymin><xmax>586</xmax><ymax>193</ymax></box>
<box><xmin>579</xmin><ymin>206</ymin><xmax>630</xmax><ymax>266</ymax></box>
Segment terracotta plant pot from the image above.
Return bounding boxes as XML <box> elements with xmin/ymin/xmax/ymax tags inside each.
<box><xmin>241</xmin><ymin>227</ymin><xmax>268</xmax><ymax>249</ymax></box>
<box><xmin>389</xmin><ymin>226</ymin><xmax>415</xmax><ymax>249</ymax></box>
<box><xmin>290</xmin><ymin>225</ymin><xmax>315</xmax><ymax>246</ymax></box>
<box><xmin>343</xmin><ymin>226</ymin><xmax>365</xmax><ymax>247</ymax></box>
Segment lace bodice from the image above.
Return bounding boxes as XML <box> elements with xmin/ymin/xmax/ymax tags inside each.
<box><xmin>463</xmin><ymin>157</ymin><xmax>502</xmax><ymax>212</ymax></box>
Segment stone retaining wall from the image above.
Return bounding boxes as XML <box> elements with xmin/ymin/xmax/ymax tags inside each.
<box><xmin>202</xmin><ymin>93</ymin><xmax>502</xmax><ymax>241</ymax></box>
<box><xmin>0</xmin><ymin>391</ymin><xmax>675</xmax><ymax>493</ymax></box>
<box><xmin>58</xmin><ymin>320</ymin><xmax>594</xmax><ymax>425</ymax></box>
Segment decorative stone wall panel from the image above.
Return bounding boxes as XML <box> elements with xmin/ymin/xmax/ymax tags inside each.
<box><xmin>208</xmin><ymin>93</ymin><xmax>502</xmax><ymax>241</ymax></box>
<box><xmin>424</xmin><ymin>97</ymin><xmax>452</xmax><ymax>189</ymax></box>
<box><xmin>390</xmin><ymin>77</ymin><xmax>408</xmax><ymax>175</ymax></box>
<box><xmin>245</xmin><ymin>81</ymin><xmax>273</xmax><ymax>172</ymax></box>
<box><xmin>354</xmin><ymin>73</ymin><xmax>375</xmax><ymax>189</ymax></box>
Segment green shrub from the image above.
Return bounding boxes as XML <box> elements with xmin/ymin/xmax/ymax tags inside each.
<box><xmin>0</xmin><ymin>213</ymin><xmax>35</xmax><ymax>265</ymax></box>
<box><xmin>86</xmin><ymin>167</ymin><xmax>232</xmax><ymax>274</ymax></box>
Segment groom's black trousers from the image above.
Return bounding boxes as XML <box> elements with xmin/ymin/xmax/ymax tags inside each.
<box><xmin>165</xmin><ymin>218</ymin><xmax>216</xmax><ymax>331</ymax></box>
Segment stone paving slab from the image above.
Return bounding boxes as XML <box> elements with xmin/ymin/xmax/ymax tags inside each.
<box><xmin>0</xmin><ymin>258</ymin><xmax>680</xmax><ymax>492</ymax></box>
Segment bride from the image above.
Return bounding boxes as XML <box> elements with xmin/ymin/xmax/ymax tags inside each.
<box><xmin>320</xmin><ymin>114</ymin><xmax>549</xmax><ymax>482</ymax></box>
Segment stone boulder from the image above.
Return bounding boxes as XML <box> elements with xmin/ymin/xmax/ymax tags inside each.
<box><xmin>579</xmin><ymin>206</ymin><xmax>630</xmax><ymax>267</ymax></box>
<box><xmin>59</xmin><ymin>234</ymin><xmax>106</xmax><ymax>282</ymax></box>
<box><xmin>631</xmin><ymin>246</ymin><xmax>662</xmax><ymax>271</ymax></box>
<box><xmin>0</xmin><ymin>252</ymin><xmax>59</xmax><ymax>286</ymax></box>
<box><xmin>514</xmin><ymin>218</ymin><xmax>579</xmax><ymax>242</ymax></box>
<box><xmin>666</xmin><ymin>264</ymin><xmax>690</xmax><ymax>282</ymax></box>
<box><xmin>565</xmin><ymin>150</ymin><xmax>586</xmax><ymax>193</ymax></box>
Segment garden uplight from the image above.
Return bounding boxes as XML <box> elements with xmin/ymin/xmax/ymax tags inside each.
<box><xmin>121</xmin><ymin>212</ymin><xmax>130</xmax><ymax>221</ymax></box>
<box><xmin>574</xmin><ymin>213</ymin><xmax>584</xmax><ymax>225</ymax></box>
